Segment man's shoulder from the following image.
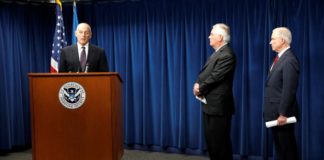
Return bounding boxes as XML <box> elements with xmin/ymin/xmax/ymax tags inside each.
<box><xmin>62</xmin><ymin>44</ymin><xmax>77</xmax><ymax>51</ymax></box>
<box><xmin>89</xmin><ymin>44</ymin><xmax>104</xmax><ymax>51</ymax></box>
<box><xmin>219</xmin><ymin>45</ymin><xmax>235</xmax><ymax>58</ymax></box>
<box><xmin>219</xmin><ymin>44</ymin><xmax>233</xmax><ymax>53</ymax></box>
<box><xmin>283</xmin><ymin>49</ymin><xmax>299</xmax><ymax>63</ymax></box>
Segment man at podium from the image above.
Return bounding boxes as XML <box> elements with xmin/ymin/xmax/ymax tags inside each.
<box><xmin>59</xmin><ymin>23</ymin><xmax>109</xmax><ymax>72</ymax></box>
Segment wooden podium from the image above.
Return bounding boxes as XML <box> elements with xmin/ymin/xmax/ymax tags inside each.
<box><xmin>28</xmin><ymin>73</ymin><xmax>123</xmax><ymax>160</ymax></box>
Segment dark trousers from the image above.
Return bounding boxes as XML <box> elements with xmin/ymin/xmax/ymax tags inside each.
<box><xmin>203</xmin><ymin>113</ymin><xmax>233</xmax><ymax>160</ymax></box>
<box><xmin>271</xmin><ymin>124</ymin><xmax>298</xmax><ymax>160</ymax></box>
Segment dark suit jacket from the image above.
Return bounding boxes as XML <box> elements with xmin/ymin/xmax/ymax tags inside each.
<box><xmin>263</xmin><ymin>49</ymin><xmax>299</xmax><ymax>121</ymax></box>
<box><xmin>196</xmin><ymin>44</ymin><xmax>236</xmax><ymax>115</ymax></box>
<box><xmin>59</xmin><ymin>44</ymin><xmax>109</xmax><ymax>72</ymax></box>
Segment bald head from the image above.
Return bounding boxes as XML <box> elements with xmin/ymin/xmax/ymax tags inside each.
<box><xmin>75</xmin><ymin>23</ymin><xmax>92</xmax><ymax>46</ymax></box>
<box><xmin>76</xmin><ymin>23</ymin><xmax>92</xmax><ymax>33</ymax></box>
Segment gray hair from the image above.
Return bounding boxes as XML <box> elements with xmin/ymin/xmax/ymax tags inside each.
<box><xmin>211</xmin><ymin>23</ymin><xmax>231</xmax><ymax>43</ymax></box>
<box><xmin>272</xmin><ymin>27</ymin><xmax>292</xmax><ymax>45</ymax></box>
<box><xmin>76</xmin><ymin>23</ymin><xmax>92</xmax><ymax>33</ymax></box>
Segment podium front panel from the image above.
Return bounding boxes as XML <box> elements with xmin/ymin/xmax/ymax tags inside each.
<box><xmin>28</xmin><ymin>73</ymin><xmax>123</xmax><ymax>160</ymax></box>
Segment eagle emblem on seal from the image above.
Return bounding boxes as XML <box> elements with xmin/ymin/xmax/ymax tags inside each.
<box><xmin>58</xmin><ymin>82</ymin><xmax>86</xmax><ymax>109</ymax></box>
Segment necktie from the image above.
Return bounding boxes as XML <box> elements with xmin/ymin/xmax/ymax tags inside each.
<box><xmin>273</xmin><ymin>55</ymin><xmax>279</xmax><ymax>65</ymax></box>
<box><xmin>80</xmin><ymin>47</ymin><xmax>86</xmax><ymax>72</ymax></box>
<box><xmin>271</xmin><ymin>55</ymin><xmax>279</xmax><ymax>71</ymax></box>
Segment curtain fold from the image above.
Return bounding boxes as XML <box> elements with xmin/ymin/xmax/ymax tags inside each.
<box><xmin>0</xmin><ymin>2</ymin><xmax>55</xmax><ymax>150</ymax></box>
<box><xmin>1</xmin><ymin>0</ymin><xmax>323</xmax><ymax>159</ymax></box>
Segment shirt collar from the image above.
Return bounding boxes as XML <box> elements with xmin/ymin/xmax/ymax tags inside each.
<box><xmin>278</xmin><ymin>46</ymin><xmax>290</xmax><ymax>58</ymax></box>
<box><xmin>77</xmin><ymin>43</ymin><xmax>89</xmax><ymax>50</ymax></box>
<box><xmin>215</xmin><ymin>43</ymin><xmax>227</xmax><ymax>52</ymax></box>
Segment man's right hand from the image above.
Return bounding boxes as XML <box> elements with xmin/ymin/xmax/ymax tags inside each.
<box><xmin>193</xmin><ymin>83</ymin><xmax>200</xmax><ymax>96</ymax></box>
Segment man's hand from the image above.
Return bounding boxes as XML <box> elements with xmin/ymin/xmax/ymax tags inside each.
<box><xmin>193</xmin><ymin>83</ymin><xmax>200</xmax><ymax>96</ymax></box>
<box><xmin>277</xmin><ymin>115</ymin><xmax>287</xmax><ymax>126</ymax></box>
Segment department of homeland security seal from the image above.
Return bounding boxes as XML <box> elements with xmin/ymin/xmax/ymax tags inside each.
<box><xmin>58</xmin><ymin>82</ymin><xmax>86</xmax><ymax>109</ymax></box>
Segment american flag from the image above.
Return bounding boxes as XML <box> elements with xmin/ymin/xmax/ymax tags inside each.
<box><xmin>50</xmin><ymin>0</ymin><xmax>67</xmax><ymax>73</ymax></box>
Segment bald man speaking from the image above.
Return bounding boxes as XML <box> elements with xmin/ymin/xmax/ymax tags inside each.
<box><xmin>59</xmin><ymin>23</ymin><xmax>108</xmax><ymax>72</ymax></box>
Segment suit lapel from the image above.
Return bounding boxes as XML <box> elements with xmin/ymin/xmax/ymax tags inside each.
<box><xmin>70</xmin><ymin>44</ymin><xmax>81</xmax><ymax>69</ymax></box>
<box><xmin>202</xmin><ymin>51</ymin><xmax>217</xmax><ymax>69</ymax></box>
<box><xmin>201</xmin><ymin>45</ymin><xmax>227</xmax><ymax>71</ymax></box>
<box><xmin>267</xmin><ymin>49</ymin><xmax>289</xmax><ymax>80</ymax></box>
<box><xmin>86</xmin><ymin>44</ymin><xmax>93</xmax><ymax>65</ymax></box>
<box><xmin>72</xmin><ymin>45</ymin><xmax>80</xmax><ymax>63</ymax></box>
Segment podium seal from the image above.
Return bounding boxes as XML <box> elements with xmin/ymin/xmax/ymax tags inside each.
<box><xmin>58</xmin><ymin>82</ymin><xmax>86</xmax><ymax>109</ymax></box>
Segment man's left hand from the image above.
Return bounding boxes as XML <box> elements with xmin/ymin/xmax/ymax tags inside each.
<box><xmin>277</xmin><ymin>115</ymin><xmax>287</xmax><ymax>126</ymax></box>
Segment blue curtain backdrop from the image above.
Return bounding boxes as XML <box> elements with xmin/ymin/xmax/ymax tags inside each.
<box><xmin>0</xmin><ymin>0</ymin><xmax>323</xmax><ymax>159</ymax></box>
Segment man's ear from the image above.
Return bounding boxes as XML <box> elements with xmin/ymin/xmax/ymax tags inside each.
<box><xmin>218</xmin><ymin>34</ymin><xmax>224</xmax><ymax>42</ymax></box>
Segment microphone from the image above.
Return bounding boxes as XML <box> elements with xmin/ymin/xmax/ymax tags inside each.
<box><xmin>84</xmin><ymin>63</ymin><xmax>89</xmax><ymax>73</ymax></box>
<box><xmin>76</xmin><ymin>66</ymin><xmax>81</xmax><ymax>73</ymax></box>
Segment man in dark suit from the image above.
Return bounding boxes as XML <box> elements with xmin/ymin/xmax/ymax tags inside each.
<box><xmin>264</xmin><ymin>27</ymin><xmax>299</xmax><ymax>160</ymax></box>
<box><xmin>193</xmin><ymin>23</ymin><xmax>236</xmax><ymax>160</ymax></box>
<box><xmin>59</xmin><ymin>23</ymin><xmax>108</xmax><ymax>72</ymax></box>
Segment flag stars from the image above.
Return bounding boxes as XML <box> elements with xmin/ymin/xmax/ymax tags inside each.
<box><xmin>51</xmin><ymin>1</ymin><xmax>67</xmax><ymax>72</ymax></box>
